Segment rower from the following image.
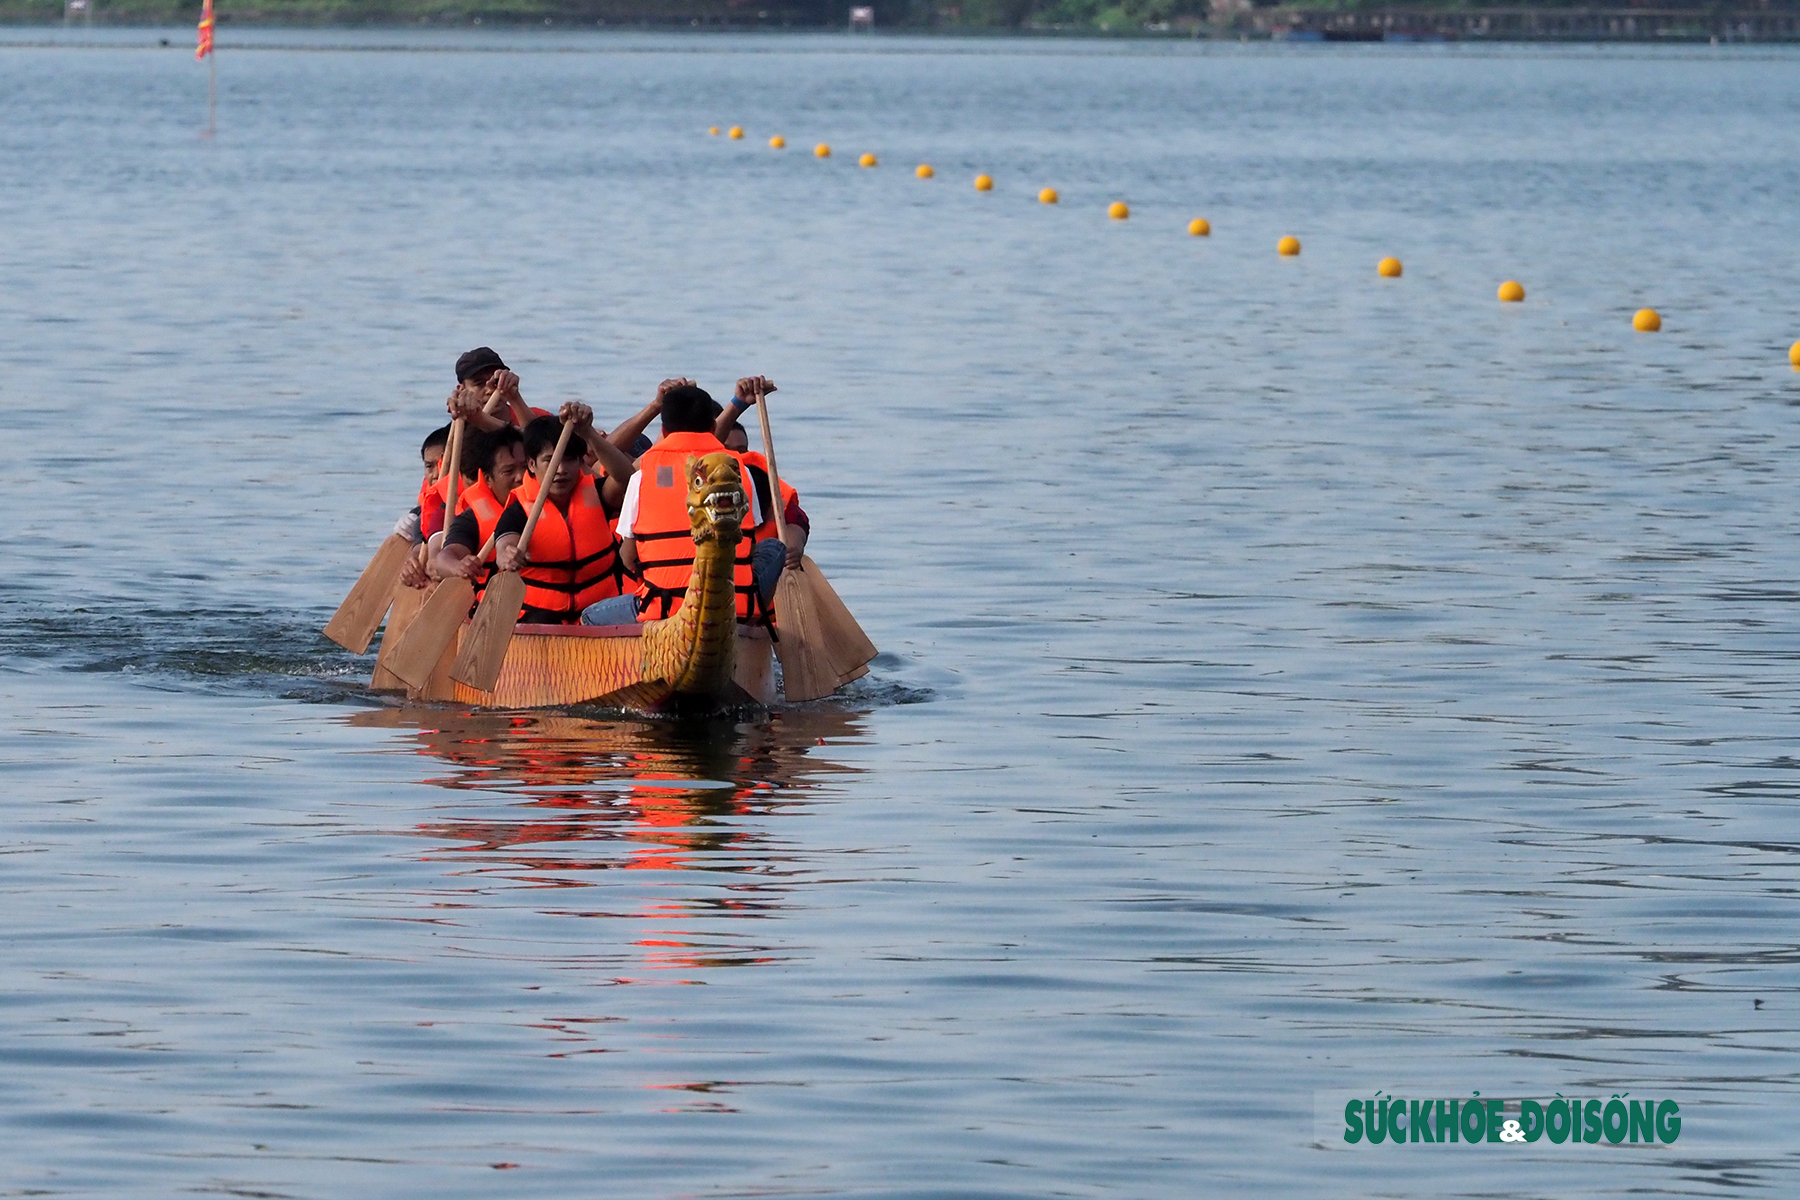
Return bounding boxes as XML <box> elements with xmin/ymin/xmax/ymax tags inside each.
<box><xmin>419</xmin><ymin>424</ymin><xmax>451</xmax><ymax>480</ymax></box>
<box><xmin>403</xmin><ymin>423</ymin><xmax>453</xmax><ymax>539</ymax></box>
<box><xmin>491</xmin><ymin>404</ymin><xmax>638</xmax><ymax>625</ymax></box>
<box><xmin>720</xmin><ymin>414</ymin><xmax>809</xmax><ymax>610</ymax></box>
<box><xmin>396</xmin><ymin>423</ymin><xmax>455</xmax><ymax>590</ymax></box>
<box><xmin>578</xmin><ymin>382</ymin><xmax>762</xmax><ymax>627</ymax></box>
<box><xmin>418</xmin><ymin>344</ymin><xmax>543</xmax><ymax>552</ymax></box>
<box><xmin>398</xmin><ymin>346</ymin><xmax>524</xmax><ymax>587</ymax></box>
<box><xmin>432</xmin><ymin>425</ymin><xmax>526</xmax><ymax>595</ymax></box>
<box><xmin>419</xmin><ymin>431</ymin><xmax>482</xmax><ymax>547</ymax></box>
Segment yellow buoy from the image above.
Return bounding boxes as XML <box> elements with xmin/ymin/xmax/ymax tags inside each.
<box><xmin>814</xmin><ymin>143</ymin><xmax>831</xmax><ymax>158</ymax></box>
<box><xmin>1790</xmin><ymin>340</ymin><xmax>1800</xmax><ymax>368</ymax></box>
<box><xmin>728</xmin><ymin>126</ymin><xmax>744</xmax><ymax>140</ymax></box>
<box><xmin>1497</xmin><ymin>280</ymin><xmax>1525</xmax><ymax>302</ymax></box>
<box><xmin>769</xmin><ymin>135</ymin><xmax>785</xmax><ymax>149</ymax></box>
<box><xmin>1633</xmin><ymin>308</ymin><xmax>1662</xmax><ymax>332</ymax></box>
<box><xmin>859</xmin><ymin>153</ymin><xmax>878</xmax><ymax>168</ymax></box>
<box><xmin>708</xmin><ymin>126</ymin><xmax>720</xmax><ymax>136</ymax></box>
<box><xmin>974</xmin><ymin>174</ymin><xmax>993</xmax><ymax>192</ymax></box>
<box><xmin>1039</xmin><ymin>187</ymin><xmax>1059</xmax><ymax>205</ymax></box>
<box><xmin>916</xmin><ymin>164</ymin><xmax>934</xmax><ymax>179</ymax></box>
<box><xmin>1277</xmin><ymin>235</ymin><xmax>1301</xmax><ymax>256</ymax></box>
<box><xmin>1188</xmin><ymin>217</ymin><xmax>1210</xmax><ymax>237</ymax></box>
<box><xmin>1378</xmin><ymin>257</ymin><xmax>1403</xmax><ymax>278</ymax></box>
<box><xmin>1109</xmin><ymin>201</ymin><xmax>1129</xmax><ymax>220</ymax></box>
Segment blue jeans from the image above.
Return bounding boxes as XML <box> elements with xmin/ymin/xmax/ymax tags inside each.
<box><xmin>752</xmin><ymin>538</ymin><xmax>786</xmax><ymax>604</ymax></box>
<box><xmin>580</xmin><ymin>593</ymin><xmax>638</xmax><ymax>625</ymax></box>
<box><xmin>580</xmin><ymin>541</ymin><xmax>786</xmax><ymax>625</ymax></box>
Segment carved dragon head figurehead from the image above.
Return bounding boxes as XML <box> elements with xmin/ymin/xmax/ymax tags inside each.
<box><xmin>685</xmin><ymin>452</ymin><xmax>748</xmax><ymax>546</ymax></box>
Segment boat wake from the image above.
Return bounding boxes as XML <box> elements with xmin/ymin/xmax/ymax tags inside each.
<box><xmin>1</xmin><ymin>603</ymin><xmax>373</xmax><ymax>701</ymax></box>
<box><xmin>0</xmin><ymin>602</ymin><xmax>931</xmax><ymax>711</ymax></box>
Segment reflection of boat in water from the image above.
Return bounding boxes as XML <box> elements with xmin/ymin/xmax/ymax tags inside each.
<box><xmin>347</xmin><ymin>702</ymin><xmax>865</xmax><ymax>884</ymax></box>
<box><xmin>346</xmin><ymin>698</ymin><xmax>868</xmax><ymax>996</ymax></box>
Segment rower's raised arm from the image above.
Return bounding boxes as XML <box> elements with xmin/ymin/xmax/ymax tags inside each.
<box><xmin>717</xmin><ymin>375</ymin><xmax>777</xmax><ymax>440</ymax></box>
<box><xmin>559</xmin><ymin>400</ymin><xmax>637</xmax><ymax>510</ymax></box>
<box><xmin>486</xmin><ymin>370</ymin><xmax>533</xmax><ymax>428</ymax></box>
<box><xmin>612</xmin><ymin>378</ymin><xmax>684</xmax><ymax>454</ymax></box>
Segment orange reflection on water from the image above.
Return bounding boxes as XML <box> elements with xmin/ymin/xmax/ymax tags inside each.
<box><xmin>346</xmin><ymin>703</ymin><xmax>868</xmax><ymax>974</ymax></box>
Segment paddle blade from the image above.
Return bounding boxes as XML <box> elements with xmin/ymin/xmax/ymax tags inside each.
<box><xmin>793</xmin><ymin>556</ymin><xmax>876</xmax><ymax>679</ymax></box>
<box><xmin>370</xmin><ymin>583</ymin><xmax>428</xmax><ymax>690</ymax></box>
<box><xmin>450</xmin><ymin>571</ymin><xmax>526</xmax><ymax>693</ymax></box>
<box><xmin>772</xmin><ymin>572</ymin><xmax>844</xmax><ymax>703</ymax></box>
<box><xmin>323</xmin><ymin>534</ymin><xmax>411</xmax><ymax>654</ymax></box>
<box><xmin>384</xmin><ymin>577</ymin><xmax>475</xmax><ymax>691</ymax></box>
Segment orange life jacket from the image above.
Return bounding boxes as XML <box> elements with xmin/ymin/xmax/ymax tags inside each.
<box><xmin>513</xmin><ymin>471</ymin><xmax>624</xmax><ymax>620</ymax></box>
<box><xmin>455</xmin><ymin>475</ymin><xmax>510</xmax><ymax>600</ymax></box>
<box><xmin>421</xmin><ymin>467</ymin><xmax>479</xmax><ymax>540</ymax></box>
<box><xmin>415</xmin><ymin>472</ymin><xmax>440</xmax><ymax>538</ymax></box>
<box><xmin>459</xmin><ymin>475</ymin><xmax>508</xmax><ymax>542</ymax></box>
<box><xmin>737</xmin><ymin>450</ymin><xmax>798</xmax><ymax>545</ymax></box>
<box><xmin>631</xmin><ymin>432</ymin><xmax>757</xmax><ymax>622</ymax></box>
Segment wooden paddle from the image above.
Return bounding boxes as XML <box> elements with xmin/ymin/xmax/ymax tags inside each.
<box><xmin>384</xmin><ymin>418</ymin><xmax>469</xmax><ymax>689</ymax></box>
<box><xmin>450</xmin><ymin>420</ymin><xmax>576</xmax><ymax>693</ymax></box>
<box><xmin>384</xmin><ymin>531</ymin><xmax>496</xmax><ymax>690</ymax></box>
<box><xmin>323</xmin><ymin>531</ymin><xmax>412</xmax><ymax>654</ymax></box>
<box><xmin>370</xmin><ymin>544</ymin><xmax>430</xmax><ymax>689</ymax></box>
<box><xmin>796</xmin><ymin>553</ymin><xmax>877</xmax><ymax>682</ymax></box>
<box><xmin>326</xmin><ymin>387</ymin><xmax>512</xmax><ymax>654</ymax></box>
<box><xmin>752</xmin><ymin>387</ymin><xmax>876</xmax><ymax>701</ymax></box>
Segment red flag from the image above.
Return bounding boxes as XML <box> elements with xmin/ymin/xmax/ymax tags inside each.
<box><xmin>196</xmin><ymin>0</ymin><xmax>214</xmax><ymax>60</ymax></box>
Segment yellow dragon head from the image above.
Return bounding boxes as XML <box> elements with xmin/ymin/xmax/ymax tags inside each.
<box><xmin>685</xmin><ymin>452</ymin><xmax>748</xmax><ymax>546</ymax></box>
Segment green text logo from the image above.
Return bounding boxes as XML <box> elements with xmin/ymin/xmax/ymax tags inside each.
<box><xmin>1343</xmin><ymin>1093</ymin><xmax>1680</xmax><ymax>1145</ymax></box>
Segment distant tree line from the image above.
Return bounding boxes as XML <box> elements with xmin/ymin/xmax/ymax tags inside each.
<box><xmin>13</xmin><ymin>0</ymin><xmax>1796</xmax><ymax>31</ymax></box>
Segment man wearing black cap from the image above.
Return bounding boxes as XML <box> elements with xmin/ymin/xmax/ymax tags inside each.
<box><xmin>450</xmin><ymin>346</ymin><xmax>534</xmax><ymax>431</ymax></box>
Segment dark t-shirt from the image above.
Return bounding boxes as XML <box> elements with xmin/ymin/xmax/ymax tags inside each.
<box><xmin>494</xmin><ymin>498</ymin><xmax>528</xmax><ymax>540</ymax></box>
<box><xmin>444</xmin><ymin>508</ymin><xmax>482</xmax><ymax>553</ymax></box>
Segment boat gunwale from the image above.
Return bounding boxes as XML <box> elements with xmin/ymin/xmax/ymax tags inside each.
<box><xmin>513</xmin><ymin>622</ymin><xmax>773</xmax><ymax>642</ymax></box>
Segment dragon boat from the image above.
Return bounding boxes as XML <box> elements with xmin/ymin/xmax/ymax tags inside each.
<box><xmin>355</xmin><ymin>450</ymin><xmax>865</xmax><ymax>714</ymax></box>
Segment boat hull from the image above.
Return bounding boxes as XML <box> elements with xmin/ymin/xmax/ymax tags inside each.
<box><xmin>375</xmin><ymin>622</ymin><xmax>775</xmax><ymax>712</ymax></box>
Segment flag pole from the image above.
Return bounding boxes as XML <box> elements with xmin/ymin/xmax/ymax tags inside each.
<box><xmin>197</xmin><ymin>0</ymin><xmax>215</xmax><ymax>137</ymax></box>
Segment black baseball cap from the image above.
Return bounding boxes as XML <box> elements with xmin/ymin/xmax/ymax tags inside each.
<box><xmin>454</xmin><ymin>346</ymin><xmax>508</xmax><ymax>383</ymax></box>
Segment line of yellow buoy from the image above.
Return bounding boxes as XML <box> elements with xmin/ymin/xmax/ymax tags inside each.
<box><xmin>709</xmin><ymin>124</ymin><xmax>1798</xmax><ymax>362</ymax></box>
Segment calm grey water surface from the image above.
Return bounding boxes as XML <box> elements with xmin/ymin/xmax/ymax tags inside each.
<box><xmin>3</xmin><ymin>29</ymin><xmax>1800</xmax><ymax>1197</ymax></box>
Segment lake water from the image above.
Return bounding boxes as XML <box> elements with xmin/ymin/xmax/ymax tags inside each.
<box><xmin>3</xmin><ymin>27</ymin><xmax>1800</xmax><ymax>1198</ymax></box>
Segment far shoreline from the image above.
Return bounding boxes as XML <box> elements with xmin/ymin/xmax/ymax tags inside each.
<box><xmin>6</xmin><ymin>7</ymin><xmax>1800</xmax><ymax>46</ymax></box>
